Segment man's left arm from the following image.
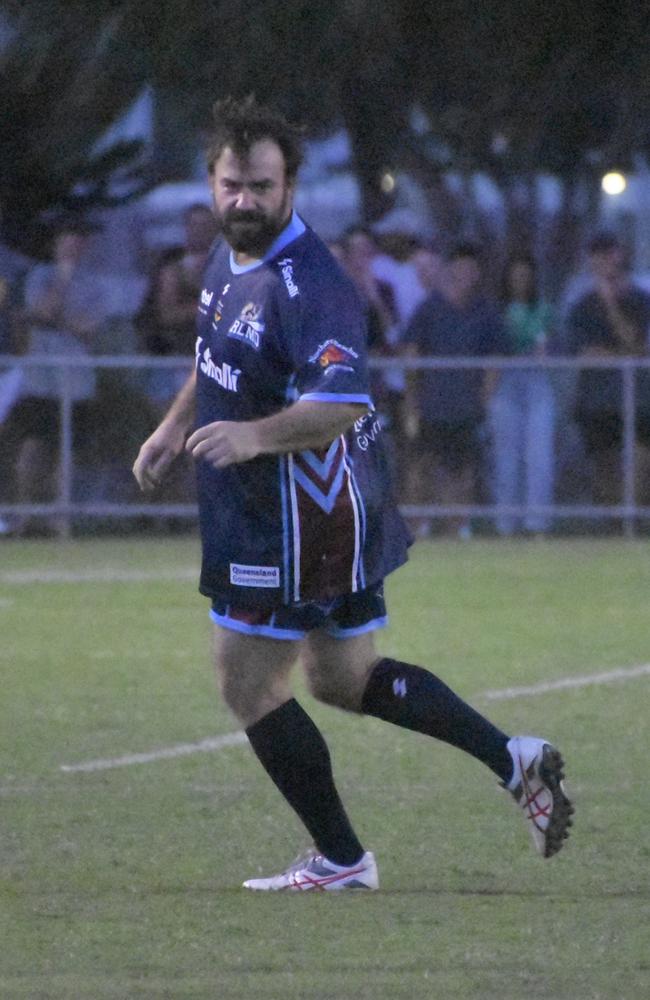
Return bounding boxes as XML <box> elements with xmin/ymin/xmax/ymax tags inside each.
<box><xmin>185</xmin><ymin>399</ymin><xmax>367</xmax><ymax>469</ymax></box>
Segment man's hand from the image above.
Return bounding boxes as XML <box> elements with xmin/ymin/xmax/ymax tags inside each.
<box><xmin>133</xmin><ymin>421</ymin><xmax>187</xmax><ymax>492</ymax></box>
<box><xmin>186</xmin><ymin>421</ymin><xmax>260</xmax><ymax>469</ymax></box>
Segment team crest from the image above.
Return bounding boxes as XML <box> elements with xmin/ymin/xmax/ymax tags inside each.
<box><xmin>227</xmin><ymin>301</ymin><xmax>265</xmax><ymax>350</ymax></box>
<box><xmin>211</xmin><ymin>283</ymin><xmax>231</xmax><ymax>328</ymax></box>
<box><xmin>309</xmin><ymin>339</ymin><xmax>359</xmax><ymax>374</ymax></box>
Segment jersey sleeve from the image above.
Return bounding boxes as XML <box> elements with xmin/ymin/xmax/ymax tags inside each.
<box><xmin>281</xmin><ymin>261</ymin><xmax>373</xmax><ymax>406</ymax></box>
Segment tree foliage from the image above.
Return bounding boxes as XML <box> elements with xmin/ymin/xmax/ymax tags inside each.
<box><xmin>2</xmin><ymin>0</ymin><xmax>650</xmax><ymax>263</ymax></box>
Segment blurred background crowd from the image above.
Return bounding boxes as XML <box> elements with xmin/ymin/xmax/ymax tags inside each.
<box><xmin>2</xmin><ymin>1</ymin><xmax>650</xmax><ymax>538</ymax></box>
<box><xmin>2</xmin><ymin>201</ymin><xmax>650</xmax><ymax>540</ymax></box>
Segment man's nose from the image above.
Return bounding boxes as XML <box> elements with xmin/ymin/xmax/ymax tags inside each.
<box><xmin>234</xmin><ymin>188</ymin><xmax>256</xmax><ymax>211</ymax></box>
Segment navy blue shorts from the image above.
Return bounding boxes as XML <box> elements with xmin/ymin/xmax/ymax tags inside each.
<box><xmin>210</xmin><ymin>582</ymin><xmax>387</xmax><ymax>641</ymax></box>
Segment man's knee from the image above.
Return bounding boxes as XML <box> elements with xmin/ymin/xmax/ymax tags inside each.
<box><xmin>304</xmin><ymin>666</ymin><xmax>349</xmax><ymax>709</ymax></box>
<box><xmin>303</xmin><ymin>654</ymin><xmax>373</xmax><ymax>713</ymax></box>
<box><xmin>215</xmin><ymin>655</ymin><xmax>288</xmax><ymax>721</ymax></box>
<box><xmin>302</xmin><ymin>632</ymin><xmax>378</xmax><ymax>712</ymax></box>
<box><xmin>212</xmin><ymin>627</ymin><xmax>297</xmax><ymax>726</ymax></box>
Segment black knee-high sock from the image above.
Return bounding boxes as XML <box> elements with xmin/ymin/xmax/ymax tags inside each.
<box><xmin>245</xmin><ymin>699</ymin><xmax>365</xmax><ymax>866</ymax></box>
<box><xmin>361</xmin><ymin>658</ymin><xmax>513</xmax><ymax>782</ymax></box>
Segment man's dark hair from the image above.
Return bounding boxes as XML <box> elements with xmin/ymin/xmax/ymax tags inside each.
<box><xmin>206</xmin><ymin>95</ymin><xmax>304</xmax><ymax>181</ymax></box>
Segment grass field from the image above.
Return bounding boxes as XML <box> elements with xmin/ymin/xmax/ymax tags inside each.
<box><xmin>1</xmin><ymin>536</ymin><xmax>649</xmax><ymax>1000</ymax></box>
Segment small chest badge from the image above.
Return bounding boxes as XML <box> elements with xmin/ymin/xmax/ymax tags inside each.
<box><xmin>211</xmin><ymin>283</ymin><xmax>231</xmax><ymax>328</ymax></box>
<box><xmin>227</xmin><ymin>301</ymin><xmax>265</xmax><ymax>351</ymax></box>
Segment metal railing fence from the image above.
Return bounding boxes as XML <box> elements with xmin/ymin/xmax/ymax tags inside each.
<box><xmin>1</xmin><ymin>352</ymin><xmax>650</xmax><ymax>537</ymax></box>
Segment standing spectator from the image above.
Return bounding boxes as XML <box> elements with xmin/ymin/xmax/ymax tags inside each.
<box><xmin>341</xmin><ymin>227</ymin><xmax>397</xmax><ymax>351</ymax></box>
<box><xmin>566</xmin><ymin>232</ymin><xmax>650</xmax><ymax>508</ymax></box>
<box><xmin>0</xmin><ymin>202</ymin><xmax>30</xmax><ymax>531</ymax></box>
<box><xmin>371</xmin><ymin>231</ymin><xmax>427</xmax><ymax>325</ymax></box>
<box><xmin>340</xmin><ymin>227</ymin><xmax>406</xmax><ymax>480</ymax></box>
<box><xmin>488</xmin><ymin>254</ymin><xmax>557</xmax><ymax>536</ymax></box>
<box><xmin>0</xmin><ymin>200</ymin><xmax>29</xmax><ymax>357</ymax></box>
<box><xmin>139</xmin><ymin>203</ymin><xmax>218</xmax><ymax>410</ymax></box>
<box><xmin>408</xmin><ymin>240</ymin><xmax>444</xmax><ymax>303</ymax></box>
<box><xmin>135</xmin><ymin>203</ymin><xmax>218</xmax><ymax>516</ymax></box>
<box><xmin>8</xmin><ymin>215</ymin><xmax>106</xmax><ymax>534</ymax></box>
<box><xmin>404</xmin><ymin>242</ymin><xmax>510</xmax><ymax>537</ymax></box>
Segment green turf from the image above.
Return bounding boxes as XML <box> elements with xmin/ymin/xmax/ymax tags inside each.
<box><xmin>1</xmin><ymin>537</ymin><xmax>649</xmax><ymax>999</ymax></box>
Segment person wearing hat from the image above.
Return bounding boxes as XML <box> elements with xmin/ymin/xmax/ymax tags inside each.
<box><xmin>566</xmin><ymin>232</ymin><xmax>650</xmax><ymax>511</ymax></box>
<box><xmin>8</xmin><ymin>214</ymin><xmax>106</xmax><ymax>533</ymax></box>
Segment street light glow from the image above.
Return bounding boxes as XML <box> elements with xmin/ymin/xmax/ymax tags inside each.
<box><xmin>601</xmin><ymin>171</ymin><xmax>627</xmax><ymax>195</ymax></box>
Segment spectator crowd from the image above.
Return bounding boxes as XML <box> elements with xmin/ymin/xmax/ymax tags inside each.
<box><xmin>2</xmin><ymin>198</ymin><xmax>650</xmax><ymax>537</ymax></box>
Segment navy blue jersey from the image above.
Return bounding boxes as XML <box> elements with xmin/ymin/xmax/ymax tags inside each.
<box><xmin>194</xmin><ymin>212</ymin><xmax>410</xmax><ymax>608</ymax></box>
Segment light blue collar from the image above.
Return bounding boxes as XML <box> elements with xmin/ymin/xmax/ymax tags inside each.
<box><xmin>229</xmin><ymin>211</ymin><xmax>306</xmax><ymax>274</ymax></box>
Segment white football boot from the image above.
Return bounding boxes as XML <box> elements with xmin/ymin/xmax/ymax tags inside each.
<box><xmin>243</xmin><ymin>849</ymin><xmax>379</xmax><ymax>891</ymax></box>
<box><xmin>504</xmin><ymin>736</ymin><xmax>574</xmax><ymax>858</ymax></box>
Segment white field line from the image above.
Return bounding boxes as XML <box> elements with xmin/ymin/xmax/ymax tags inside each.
<box><xmin>1</xmin><ymin>568</ymin><xmax>198</xmax><ymax>585</ymax></box>
<box><xmin>58</xmin><ymin>662</ymin><xmax>650</xmax><ymax>774</ymax></box>
<box><xmin>60</xmin><ymin>731</ymin><xmax>248</xmax><ymax>773</ymax></box>
<box><xmin>479</xmin><ymin>663</ymin><xmax>650</xmax><ymax>701</ymax></box>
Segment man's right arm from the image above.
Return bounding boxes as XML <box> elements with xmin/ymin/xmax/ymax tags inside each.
<box><xmin>132</xmin><ymin>371</ymin><xmax>196</xmax><ymax>492</ymax></box>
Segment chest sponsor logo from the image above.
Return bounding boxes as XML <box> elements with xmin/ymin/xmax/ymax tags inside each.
<box><xmin>228</xmin><ymin>301</ymin><xmax>265</xmax><ymax>350</ymax></box>
<box><xmin>196</xmin><ymin>339</ymin><xmax>241</xmax><ymax>392</ymax></box>
<box><xmin>230</xmin><ymin>563</ymin><xmax>280</xmax><ymax>588</ymax></box>
<box><xmin>309</xmin><ymin>339</ymin><xmax>359</xmax><ymax>375</ymax></box>
<box><xmin>277</xmin><ymin>257</ymin><xmax>299</xmax><ymax>298</ymax></box>
<box><xmin>198</xmin><ymin>288</ymin><xmax>214</xmax><ymax>316</ymax></box>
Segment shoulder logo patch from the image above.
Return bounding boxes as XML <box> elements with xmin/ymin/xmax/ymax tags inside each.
<box><xmin>309</xmin><ymin>339</ymin><xmax>359</xmax><ymax>375</ymax></box>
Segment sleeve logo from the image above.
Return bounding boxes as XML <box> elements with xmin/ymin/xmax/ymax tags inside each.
<box><xmin>309</xmin><ymin>339</ymin><xmax>359</xmax><ymax>375</ymax></box>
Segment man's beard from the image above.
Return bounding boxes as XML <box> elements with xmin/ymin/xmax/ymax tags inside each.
<box><xmin>220</xmin><ymin>198</ymin><xmax>290</xmax><ymax>258</ymax></box>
